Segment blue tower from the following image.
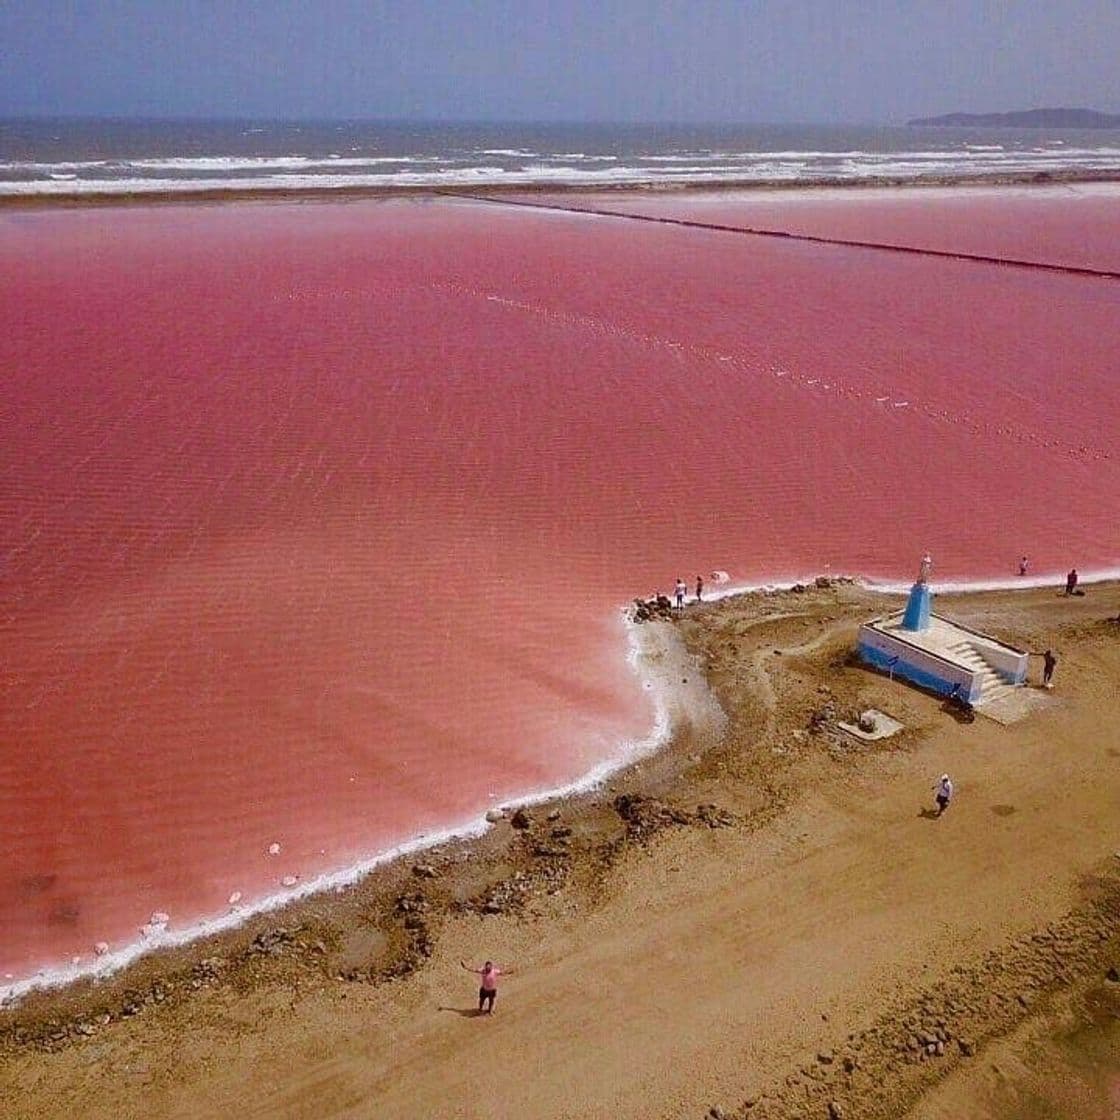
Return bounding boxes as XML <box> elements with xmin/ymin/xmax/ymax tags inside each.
<box><xmin>901</xmin><ymin>553</ymin><xmax>933</xmax><ymax>632</ymax></box>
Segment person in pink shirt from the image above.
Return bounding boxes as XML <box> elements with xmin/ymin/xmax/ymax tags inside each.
<box><xmin>461</xmin><ymin>959</ymin><xmax>513</xmax><ymax>1014</ymax></box>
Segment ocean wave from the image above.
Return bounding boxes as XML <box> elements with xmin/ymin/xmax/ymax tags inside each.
<box><xmin>2</xmin><ymin>145</ymin><xmax>1118</xmax><ymax>196</ymax></box>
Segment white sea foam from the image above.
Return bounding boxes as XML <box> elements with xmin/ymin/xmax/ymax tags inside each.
<box><xmin>3</xmin><ymin>144</ymin><xmax>1119</xmax><ymax>196</ymax></box>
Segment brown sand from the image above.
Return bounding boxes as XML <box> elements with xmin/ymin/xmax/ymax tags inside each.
<box><xmin>2</xmin><ymin>582</ymin><xmax>1119</xmax><ymax>1119</ymax></box>
<box><xmin>2</xmin><ymin>168</ymin><xmax>1119</xmax><ymax>212</ymax></box>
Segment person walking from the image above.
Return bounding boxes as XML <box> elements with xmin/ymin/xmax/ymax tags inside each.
<box><xmin>695</xmin><ymin>574</ymin><xmax>704</xmax><ymax>602</ymax></box>
<box><xmin>674</xmin><ymin>578</ymin><xmax>687</xmax><ymax>610</ymax></box>
<box><xmin>1066</xmin><ymin>568</ymin><xmax>1079</xmax><ymax>596</ymax></box>
<box><xmin>1018</xmin><ymin>556</ymin><xmax>1029</xmax><ymax>577</ymax></box>
<box><xmin>933</xmin><ymin>774</ymin><xmax>953</xmax><ymax>817</ymax></box>
<box><xmin>1042</xmin><ymin>648</ymin><xmax>1057</xmax><ymax>688</ymax></box>
<box><xmin>461</xmin><ymin>959</ymin><xmax>512</xmax><ymax>1015</ymax></box>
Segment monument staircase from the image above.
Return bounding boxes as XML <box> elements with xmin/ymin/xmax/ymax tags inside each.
<box><xmin>944</xmin><ymin>640</ymin><xmax>1019</xmax><ymax>706</ymax></box>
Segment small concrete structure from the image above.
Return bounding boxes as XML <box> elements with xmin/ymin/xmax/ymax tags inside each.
<box><xmin>838</xmin><ymin>709</ymin><xmax>904</xmax><ymax>741</ymax></box>
<box><xmin>857</xmin><ymin>554</ymin><xmax>1029</xmax><ymax>707</ymax></box>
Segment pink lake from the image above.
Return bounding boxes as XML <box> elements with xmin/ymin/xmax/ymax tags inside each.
<box><xmin>1</xmin><ymin>190</ymin><xmax>1118</xmax><ymax>987</ymax></box>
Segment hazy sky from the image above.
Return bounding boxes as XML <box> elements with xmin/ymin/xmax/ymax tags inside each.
<box><xmin>2</xmin><ymin>1</ymin><xmax>1118</xmax><ymax>123</ymax></box>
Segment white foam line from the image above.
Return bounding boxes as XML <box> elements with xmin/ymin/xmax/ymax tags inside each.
<box><xmin>0</xmin><ymin>612</ymin><xmax>677</xmax><ymax>1008</ymax></box>
<box><xmin>4</xmin><ymin>563</ymin><xmax>1116</xmax><ymax>1006</ymax></box>
<box><xmin>859</xmin><ymin>567</ymin><xmax>1120</xmax><ymax>596</ymax></box>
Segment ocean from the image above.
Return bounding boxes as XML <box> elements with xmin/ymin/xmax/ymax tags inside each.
<box><xmin>2</xmin><ymin>118</ymin><xmax>1120</xmax><ymax>195</ymax></box>
<box><xmin>1</xmin><ymin>124</ymin><xmax>1119</xmax><ymax>998</ymax></box>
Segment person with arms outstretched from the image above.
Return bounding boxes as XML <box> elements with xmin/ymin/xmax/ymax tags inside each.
<box><xmin>461</xmin><ymin>959</ymin><xmax>513</xmax><ymax>1014</ymax></box>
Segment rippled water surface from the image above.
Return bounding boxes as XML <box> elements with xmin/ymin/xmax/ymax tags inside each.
<box><xmin>1</xmin><ymin>190</ymin><xmax>1118</xmax><ymax>987</ymax></box>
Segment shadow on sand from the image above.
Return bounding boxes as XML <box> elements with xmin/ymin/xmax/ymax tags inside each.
<box><xmin>439</xmin><ymin>1006</ymin><xmax>488</xmax><ymax>1018</ymax></box>
<box><xmin>917</xmin><ymin>807</ymin><xmax>941</xmax><ymax>820</ymax></box>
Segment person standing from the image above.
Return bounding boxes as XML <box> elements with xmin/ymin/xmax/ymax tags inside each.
<box><xmin>933</xmin><ymin>774</ymin><xmax>953</xmax><ymax>817</ymax></box>
<box><xmin>675</xmin><ymin>578</ymin><xmax>687</xmax><ymax>609</ymax></box>
<box><xmin>695</xmin><ymin>575</ymin><xmax>704</xmax><ymax>602</ymax></box>
<box><xmin>1018</xmin><ymin>556</ymin><xmax>1029</xmax><ymax>577</ymax></box>
<box><xmin>1042</xmin><ymin>649</ymin><xmax>1057</xmax><ymax>688</ymax></box>
<box><xmin>461</xmin><ymin>959</ymin><xmax>512</xmax><ymax>1014</ymax></box>
<box><xmin>1066</xmin><ymin>568</ymin><xmax>1079</xmax><ymax>596</ymax></box>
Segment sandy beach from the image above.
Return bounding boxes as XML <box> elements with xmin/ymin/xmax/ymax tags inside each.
<box><xmin>3</xmin><ymin>580</ymin><xmax>1118</xmax><ymax>1119</ymax></box>
<box><xmin>0</xmin><ymin>167</ymin><xmax>1118</xmax><ymax>211</ymax></box>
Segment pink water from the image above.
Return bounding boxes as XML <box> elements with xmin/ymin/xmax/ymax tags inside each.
<box><xmin>510</xmin><ymin>183</ymin><xmax>1120</xmax><ymax>272</ymax></box>
<box><xmin>2</xmin><ymin>193</ymin><xmax>1118</xmax><ymax>987</ymax></box>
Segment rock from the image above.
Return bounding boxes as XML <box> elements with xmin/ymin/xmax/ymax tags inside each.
<box><xmin>268</xmin><ymin>842</ymin><xmax>282</xmax><ymax>855</ymax></box>
<box><xmin>958</xmin><ymin>1038</ymin><xmax>974</xmax><ymax>1057</ymax></box>
<box><xmin>546</xmin><ymin>809</ymin><xmax>561</xmax><ymax>821</ymax></box>
<box><xmin>828</xmin><ymin>1102</ymin><xmax>845</xmax><ymax>1120</ymax></box>
<box><xmin>150</xmin><ymin>911</ymin><xmax>170</xmax><ymax>925</ymax></box>
<box><xmin>815</xmin><ymin>576</ymin><xmax>833</xmax><ymax>589</ymax></box>
<box><xmin>708</xmin><ymin>1109</ymin><xmax>726</xmax><ymax>1120</ymax></box>
<box><xmin>281</xmin><ymin>875</ymin><xmax>298</xmax><ymax>887</ymax></box>
<box><xmin>696</xmin><ymin>803</ymin><xmax>735</xmax><ymax>829</ymax></box>
<box><xmin>613</xmin><ymin>793</ymin><xmax>690</xmax><ymax>838</ymax></box>
<box><xmin>485</xmin><ymin>808</ymin><xmax>504</xmax><ymax>823</ymax></box>
<box><xmin>935</xmin><ymin>1041</ymin><xmax>945</xmax><ymax>1056</ymax></box>
<box><xmin>94</xmin><ymin>942</ymin><xmax>109</xmax><ymax>956</ymax></box>
<box><xmin>228</xmin><ymin>891</ymin><xmax>242</xmax><ymax>905</ymax></box>
<box><xmin>817</xmin><ymin>1049</ymin><xmax>834</xmax><ymax>1064</ymax></box>
<box><xmin>411</xmin><ymin>863</ymin><xmax>439</xmax><ymax>879</ymax></box>
<box><xmin>510</xmin><ymin>808</ymin><xmax>533</xmax><ymax>830</ymax></box>
<box><xmin>1105</xmin><ymin>966</ymin><xmax>1119</xmax><ymax>983</ymax></box>
<box><xmin>791</xmin><ymin>583</ymin><xmax>807</xmax><ymax>593</ymax></box>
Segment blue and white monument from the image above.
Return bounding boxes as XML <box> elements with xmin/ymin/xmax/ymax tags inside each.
<box><xmin>901</xmin><ymin>552</ymin><xmax>934</xmax><ymax>631</ymax></box>
<box><xmin>858</xmin><ymin>552</ymin><xmax>1029</xmax><ymax>708</ymax></box>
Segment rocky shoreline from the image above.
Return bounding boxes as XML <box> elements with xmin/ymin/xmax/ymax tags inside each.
<box><xmin>3</xmin><ymin>580</ymin><xmax>1118</xmax><ymax>1119</ymax></box>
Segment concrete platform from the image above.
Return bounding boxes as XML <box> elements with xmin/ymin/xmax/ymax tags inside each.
<box><xmin>858</xmin><ymin>610</ymin><xmax>1029</xmax><ymax>707</ymax></box>
<box><xmin>838</xmin><ymin>709</ymin><xmax>904</xmax><ymax>741</ymax></box>
<box><xmin>978</xmin><ymin>687</ymin><xmax>1055</xmax><ymax>725</ymax></box>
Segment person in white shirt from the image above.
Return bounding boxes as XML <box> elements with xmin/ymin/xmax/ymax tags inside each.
<box><xmin>674</xmin><ymin>578</ymin><xmax>687</xmax><ymax>609</ymax></box>
<box><xmin>934</xmin><ymin>774</ymin><xmax>953</xmax><ymax>817</ymax></box>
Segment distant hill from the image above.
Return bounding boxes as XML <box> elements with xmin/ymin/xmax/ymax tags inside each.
<box><xmin>908</xmin><ymin>108</ymin><xmax>1120</xmax><ymax>128</ymax></box>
